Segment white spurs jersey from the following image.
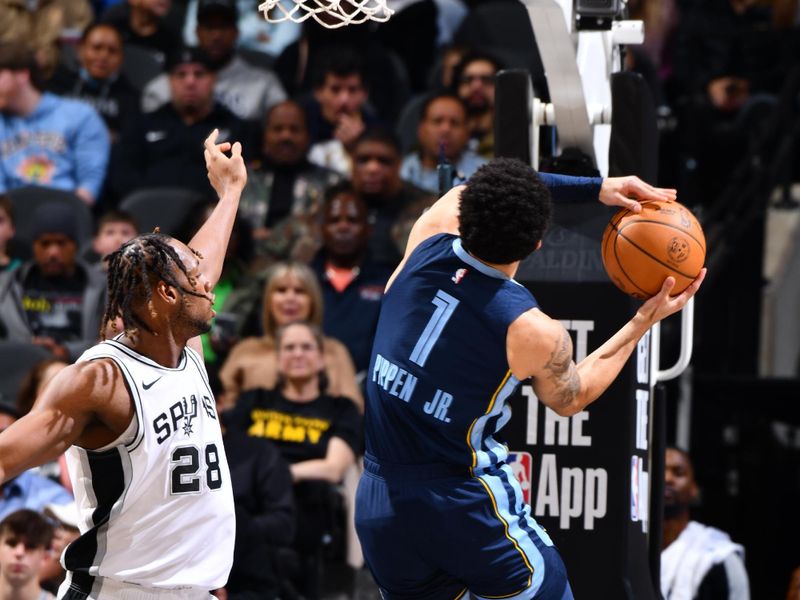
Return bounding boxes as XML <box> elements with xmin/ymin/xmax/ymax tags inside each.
<box><xmin>62</xmin><ymin>338</ymin><xmax>235</xmax><ymax>596</ymax></box>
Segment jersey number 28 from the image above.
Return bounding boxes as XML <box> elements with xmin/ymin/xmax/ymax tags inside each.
<box><xmin>170</xmin><ymin>443</ymin><xmax>223</xmax><ymax>494</ymax></box>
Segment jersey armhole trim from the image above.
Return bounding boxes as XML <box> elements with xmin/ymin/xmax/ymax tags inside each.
<box><xmin>84</xmin><ymin>355</ymin><xmax>144</xmax><ymax>453</ymax></box>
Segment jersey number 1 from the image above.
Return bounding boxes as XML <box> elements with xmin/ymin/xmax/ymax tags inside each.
<box><xmin>410</xmin><ymin>290</ymin><xmax>459</xmax><ymax>367</ymax></box>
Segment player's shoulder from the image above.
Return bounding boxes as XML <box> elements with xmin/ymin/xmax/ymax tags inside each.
<box><xmin>38</xmin><ymin>358</ymin><xmax>122</xmax><ymax>409</ymax></box>
<box><xmin>508</xmin><ymin>308</ymin><xmax>564</xmax><ymax>357</ymax></box>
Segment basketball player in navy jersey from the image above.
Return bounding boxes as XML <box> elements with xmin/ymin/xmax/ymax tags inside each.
<box><xmin>355</xmin><ymin>158</ymin><xmax>706</xmax><ymax>600</ymax></box>
<box><xmin>0</xmin><ymin>129</ymin><xmax>246</xmax><ymax>599</ymax></box>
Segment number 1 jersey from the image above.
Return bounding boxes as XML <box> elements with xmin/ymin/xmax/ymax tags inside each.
<box><xmin>64</xmin><ymin>338</ymin><xmax>235</xmax><ymax>592</ymax></box>
<box><xmin>366</xmin><ymin>233</ymin><xmax>538</xmax><ymax>471</ymax></box>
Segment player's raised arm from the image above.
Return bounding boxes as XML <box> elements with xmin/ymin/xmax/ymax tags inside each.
<box><xmin>0</xmin><ymin>360</ymin><xmax>125</xmax><ymax>484</ymax></box>
<box><xmin>385</xmin><ymin>185</ymin><xmax>463</xmax><ymax>291</ymax></box>
<box><xmin>509</xmin><ymin>271</ymin><xmax>705</xmax><ymax>416</ymax></box>
<box><xmin>188</xmin><ymin>129</ymin><xmax>248</xmax><ymax>290</ymax></box>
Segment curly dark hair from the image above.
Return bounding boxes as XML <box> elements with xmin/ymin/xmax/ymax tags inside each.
<box><xmin>102</xmin><ymin>233</ymin><xmax>206</xmax><ymax>340</ymax></box>
<box><xmin>458</xmin><ymin>158</ymin><xmax>551</xmax><ymax>264</ymax></box>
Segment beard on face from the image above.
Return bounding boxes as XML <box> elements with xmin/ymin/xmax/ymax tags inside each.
<box><xmin>176</xmin><ymin>293</ymin><xmax>213</xmax><ymax>336</ymax></box>
<box><xmin>663</xmin><ymin>491</ymin><xmax>691</xmax><ymax>520</ymax></box>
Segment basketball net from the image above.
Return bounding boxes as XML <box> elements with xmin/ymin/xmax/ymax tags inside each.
<box><xmin>259</xmin><ymin>0</ymin><xmax>394</xmax><ymax>28</ymax></box>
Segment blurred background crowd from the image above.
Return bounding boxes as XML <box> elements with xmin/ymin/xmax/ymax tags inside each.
<box><xmin>0</xmin><ymin>0</ymin><xmax>798</xmax><ymax>598</ymax></box>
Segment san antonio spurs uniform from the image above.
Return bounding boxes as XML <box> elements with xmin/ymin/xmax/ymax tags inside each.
<box><xmin>58</xmin><ymin>338</ymin><xmax>235</xmax><ymax>599</ymax></box>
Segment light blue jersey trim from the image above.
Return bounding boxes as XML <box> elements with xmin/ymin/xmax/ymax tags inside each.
<box><xmin>452</xmin><ymin>238</ymin><xmax>527</xmax><ymax>288</ymax></box>
<box><xmin>452</xmin><ymin>238</ymin><xmax>509</xmax><ymax>280</ymax></box>
<box><xmin>474</xmin><ymin>465</ymin><xmax>554</xmax><ymax>599</ymax></box>
<box><xmin>470</xmin><ymin>375</ymin><xmax>519</xmax><ymax>468</ymax></box>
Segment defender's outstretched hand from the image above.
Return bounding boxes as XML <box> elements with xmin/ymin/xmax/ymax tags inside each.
<box><xmin>637</xmin><ymin>268</ymin><xmax>707</xmax><ymax>326</ymax></box>
<box><xmin>204</xmin><ymin>129</ymin><xmax>247</xmax><ymax>198</ymax></box>
<box><xmin>599</xmin><ymin>176</ymin><xmax>677</xmax><ymax>214</ymax></box>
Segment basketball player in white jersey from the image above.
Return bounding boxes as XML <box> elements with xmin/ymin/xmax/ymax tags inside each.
<box><xmin>0</xmin><ymin>129</ymin><xmax>247</xmax><ymax>600</ymax></box>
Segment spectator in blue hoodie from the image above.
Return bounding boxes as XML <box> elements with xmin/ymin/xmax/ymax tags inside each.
<box><xmin>0</xmin><ymin>44</ymin><xmax>110</xmax><ymax>206</ymax></box>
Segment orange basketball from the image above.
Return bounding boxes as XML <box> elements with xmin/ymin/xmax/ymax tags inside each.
<box><xmin>601</xmin><ymin>200</ymin><xmax>706</xmax><ymax>299</ymax></box>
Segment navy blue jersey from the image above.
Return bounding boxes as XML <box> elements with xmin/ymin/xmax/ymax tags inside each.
<box><xmin>366</xmin><ymin>233</ymin><xmax>538</xmax><ymax>469</ymax></box>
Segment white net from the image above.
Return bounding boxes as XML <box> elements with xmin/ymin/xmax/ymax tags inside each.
<box><xmin>259</xmin><ymin>0</ymin><xmax>394</xmax><ymax>28</ymax></box>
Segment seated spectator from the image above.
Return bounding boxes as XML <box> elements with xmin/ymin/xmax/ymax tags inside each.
<box><xmin>240</xmin><ymin>100</ymin><xmax>341</xmax><ymax>269</ymax></box>
<box><xmin>0</xmin><ymin>196</ymin><xmax>20</xmax><ymax>274</ymax></box>
<box><xmin>452</xmin><ymin>51</ymin><xmax>501</xmax><ymax>158</ymax></box>
<box><xmin>225</xmin><ymin>321</ymin><xmax>362</xmax><ymax>600</ymax></box>
<box><xmin>311</xmin><ymin>182</ymin><xmax>391</xmax><ymax>379</ymax></box>
<box><xmin>275</xmin><ymin>22</ymin><xmax>407</xmax><ymax>122</ymax></box>
<box><xmin>221</xmin><ymin>416</ymin><xmax>296</xmax><ymax>599</ymax></box>
<box><xmin>219</xmin><ymin>261</ymin><xmax>362</xmax><ymax>409</ymax></box>
<box><xmin>661</xmin><ymin>446</ymin><xmax>750</xmax><ymax>600</ymax></box>
<box><xmin>304</xmin><ymin>48</ymin><xmax>382</xmax><ymax>176</ymax></box>
<box><xmin>47</xmin><ymin>22</ymin><xmax>141</xmax><ymax>141</ymax></box>
<box><xmin>110</xmin><ymin>46</ymin><xmax>252</xmax><ymax>198</ymax></box>
<box><xmin>183</xmin><ymin>0</ymin><xmax>302</xmax><ymax>58</ymax></box>
<box><xmin>88</xmin><ymin>209</ymin><xmax>139</xmax><ymax>267</ymax></box>
<box><xmin>39</xmin><ymin>502</ymin><xmax>79</xmax><ymax>595</ymax></box>
<box><xmin>101</xmin><ymin>0</ymin><xmax>180</xmax><ymax>66</ymax></box>
<box><xmin>143</xmin><ymin>0</ymin><xmax>286</xmax><ymax>122</ymax></box>
<box><xmin>0</xmin><ymin>0</ymin><xmax>92</xmax><ymax>79</ymax></box>
<box><xmin>400</xmin><ymin>92</ymin><xmax>486</xmax><ymax>194</ymax></box>
<box><xmin>350</xmin><ymin>129</ymin><xmax>434</xmax><ymax>267</ymax></box>
<box><xmin>0</xmin><ymin>203</ymin><xmax>106</xmax><ymax>362</ymax></box>
<box><xmin>0</xmin><ymin>44</ymin><xmax>111</xmax><ymax>206</ymax></box>
<box><xmin>0</xmin><ymin>509</ymin><xmax>56</xmax><ymax>600</ymax></box>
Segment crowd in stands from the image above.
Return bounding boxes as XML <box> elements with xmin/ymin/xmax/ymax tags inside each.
<box><xmin>0</xmin><ymin>0</ymin><xmax>798</xmax><ymax>597</ymax></box>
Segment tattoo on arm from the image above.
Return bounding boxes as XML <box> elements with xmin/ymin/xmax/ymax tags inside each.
<box><xmin>543</xmin><ymin>329</ymin><xmax>581</xmax><ymax>408</ymax></box>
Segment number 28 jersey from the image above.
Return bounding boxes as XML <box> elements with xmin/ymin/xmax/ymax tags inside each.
<box><xmin>366</xmin><ymin>233</ymin><xmax>538</xmax><ymax>471</ymax></box>
<box><xmin>64</xmin><ymin>339</ymin><xmax>235</xmax><ymax>592</ymax></box>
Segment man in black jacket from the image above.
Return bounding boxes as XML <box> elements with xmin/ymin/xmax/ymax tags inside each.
<box><xmin>110</xmin><ymin>46</ymin><xmax>253</xmax><ymax>200</ymax></box>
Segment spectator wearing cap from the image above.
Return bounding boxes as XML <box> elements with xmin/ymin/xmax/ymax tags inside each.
<box><xmin>47</xmin><ymin>22</ymin><xmax>142</xmax><ymax>142</ymax></box>
<box><xmin>0</xmin><ymin>203</ymin><xmax>106</xmax><ymax>361</ymax></box>
<box><xmin>109</xmin><ymin>45</ymin><xmax>253</xmax><ymax>198</ymax></box>
<box><xmin>0</xmin><ymin>44</ymin><xmax>110</xmax><ymax>206</ymax></box>
<box><xmin>143</xmin><ymin>0</ymin><xmax>287</xmax><ymax>123</ymax></box>
<box><xmin>100</xmin><ymin>0</ymin><xmax>181</xmax><ymax>67</ymax></box>
<box><xmin>182</xmin><ymin>0</ymin><xmax>300</xmax><ymax>59</ymax></box>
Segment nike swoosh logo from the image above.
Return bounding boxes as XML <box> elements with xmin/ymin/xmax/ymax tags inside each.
<box><xmin>142</xmin><ymin>377</ymin><xmax>162</xmax><ymax>390</ymax></box>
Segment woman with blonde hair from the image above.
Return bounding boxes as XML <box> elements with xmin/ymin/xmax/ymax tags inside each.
<box><xmin>219</xmin><ymin>260</ymin><xmax>363</xmax><ymax>409</ymax></box>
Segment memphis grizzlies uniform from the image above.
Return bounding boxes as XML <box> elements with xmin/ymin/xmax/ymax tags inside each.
<box><xmin>355</xmin><ymin>233</ymin><xmax>571</xmax><ymax>600</ymax></box>
<box><xmin>58</xmin><ymin>338</ymin><xmax>235</xmax><ymax>599</ymax></box>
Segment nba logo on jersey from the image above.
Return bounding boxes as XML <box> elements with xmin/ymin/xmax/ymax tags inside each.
<box><xmin>452</xmin><ymin>268</ymin><xmax>468</xmax><ymax>284</ymax></box>
<box><xmin>508</xmin><ymin>451</ymin><xmax>533</xmax><ymax>504</ymax></box>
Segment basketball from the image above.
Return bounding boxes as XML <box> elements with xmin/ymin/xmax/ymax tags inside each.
<box><xmin>601</xmin><ymin>200</ymin><xmax>706</xmax><ymax>299</ymax></box>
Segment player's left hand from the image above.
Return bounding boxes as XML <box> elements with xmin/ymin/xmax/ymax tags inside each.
<box><xmin>204</xmin><ymin>128</ymin><xmax>247</xmax><ymax>198</ymax></box>
<box><xmin>599</xmin><ymin>176</ymin><xmax>677</xmax><ymax>213</ymax></box>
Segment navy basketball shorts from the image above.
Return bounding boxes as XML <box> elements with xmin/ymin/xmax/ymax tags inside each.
<box><xmin>356</xmin><ymin>456</ymin><xmax>574</xmax><ymax>600</ymax></box>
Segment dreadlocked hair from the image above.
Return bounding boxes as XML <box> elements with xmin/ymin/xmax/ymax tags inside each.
<box><xmin>101</xmin><ymin>231</ymin><xmax>206</xmax><ymax>341</ymax></box>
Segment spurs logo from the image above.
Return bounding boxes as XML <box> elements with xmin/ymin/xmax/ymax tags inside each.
<box><xmin>182</xmin><ymin>396</ymin><xmax>198</xmax><ymax>436</ymax></box>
